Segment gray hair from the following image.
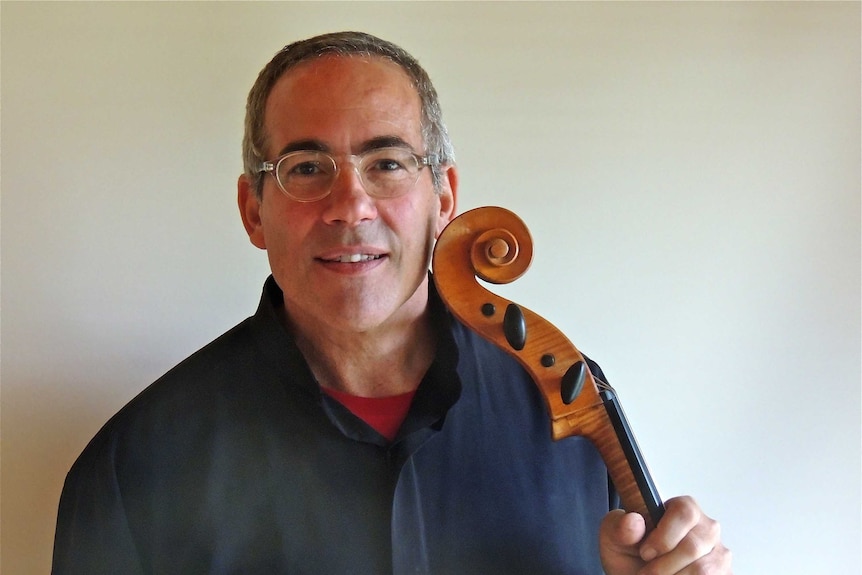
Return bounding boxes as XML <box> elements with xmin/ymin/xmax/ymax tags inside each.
<box><xmin>242</xmin><ymin>31</ymin><xmax>455</xmax><ymax>198</ymax></box>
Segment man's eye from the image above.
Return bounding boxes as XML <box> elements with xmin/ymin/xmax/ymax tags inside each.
<box><xmin>288</xmin><ymin>161</ymin><xmax>324</xmax><ymax>177</ymax></box>
<box><xmin>373</xmin><ymin>158</ymin><xmax>405</xmax><ymax>172</ymax></box>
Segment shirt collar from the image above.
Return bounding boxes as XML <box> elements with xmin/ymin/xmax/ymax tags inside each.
<box><xmin>250</xmin><ymin>274</ymin><xmax>463</xmax><ymax>449</ymax></box>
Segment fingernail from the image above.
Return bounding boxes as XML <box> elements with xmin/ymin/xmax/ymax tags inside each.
<box><xmin>641</xmin><ymin>547</ymin><xmax>657</xmax><ymax>562</ymax></box>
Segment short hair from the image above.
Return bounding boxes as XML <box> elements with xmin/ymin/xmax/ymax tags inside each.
<box><xmin>242</xmin><ymin>31</ymin><xmax>455</xmax><ymax>198</ymax></box>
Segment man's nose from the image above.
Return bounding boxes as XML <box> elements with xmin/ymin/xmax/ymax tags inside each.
<box><xmin>321</xmin><ymin>164</ymin><xmax>377</xmax><ymax>226</ymax></box>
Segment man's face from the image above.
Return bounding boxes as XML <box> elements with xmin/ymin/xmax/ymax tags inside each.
<box><xmin>239</xmin><ymin>55</ymin><xmax>457</xmax><ymax>336</ymax></box>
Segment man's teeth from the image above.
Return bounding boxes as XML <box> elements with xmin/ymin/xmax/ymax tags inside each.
<box><xmin>331</xmin><ymin>254</ymin><xmax>382</xmax><ymax>263</ymax></box>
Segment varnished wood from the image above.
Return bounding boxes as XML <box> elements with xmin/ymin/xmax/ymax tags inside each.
<box><xmin>432</xmin><ymin>206</ymin><xmax>662</xmax><ymax>532</ymax></box>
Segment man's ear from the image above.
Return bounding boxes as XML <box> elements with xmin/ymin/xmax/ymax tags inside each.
<box><xmin>435</xmin><ymin>164</ymin><xmax>459</xmax><ymax>238</ymax></box>
<box><xmin>238</xmin><ymin>174</ymin><xmax>267</xmax><ymax>250</ymax></box>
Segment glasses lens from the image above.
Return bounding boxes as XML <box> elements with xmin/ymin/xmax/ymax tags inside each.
<box><xmin>276</xmin><ymin>151</ymin><xmax>336</xmax><ymax>201</ymax></box>
<box><xmin>359</xmin><ymin>148</ymin><xmax>422</xmax><ymax>198</ymax></box>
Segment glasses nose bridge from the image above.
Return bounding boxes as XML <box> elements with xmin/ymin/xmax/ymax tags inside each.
<box><xmin>330</xmin><ymin>153</ymin><xmax>369</xmax><ymax>193</ymax></box>
<box><xmin>336</xmin><ymin>153</ymin><xmax>364</xmax><ymax>175</ymax></box>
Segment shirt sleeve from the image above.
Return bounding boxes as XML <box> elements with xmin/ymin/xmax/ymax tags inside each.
<box><xmin>52</xmin><ymin>430</ymin><xmax>145</xmax><ymax>575</ymax></box>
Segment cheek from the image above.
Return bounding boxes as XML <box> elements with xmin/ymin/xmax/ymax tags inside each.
<box><xmin>257</xmin><ymin>205</ymin><xmax>307</xmax><ymax>263</ymax></box>
<box><xmin>385</xmin><ymin>197</ymin><xmax>440</xmax><ymax>249</ymax></box>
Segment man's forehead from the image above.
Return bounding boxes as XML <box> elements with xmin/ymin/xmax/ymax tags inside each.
<box><xmin>261</xmin><ymin>54</ymin><xmax>423</xmax><ymax>154</ymax></box>
<box><xmin>269</xmin><ymin>54</ymin><xmax>417</xmax><ymax>106</ymax></box>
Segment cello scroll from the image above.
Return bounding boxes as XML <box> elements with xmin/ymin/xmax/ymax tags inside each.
<box><xmin>432</xmin><ymin>206</ymin><xmax>665</xmax><ymax>531</ymax></box>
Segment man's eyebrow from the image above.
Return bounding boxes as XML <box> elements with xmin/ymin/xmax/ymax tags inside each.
<box><xmin>358</xmin><ymin>136</ymin><xmax>414</xmax><ymax>154</ymax></box>
<box><xmin>275</xmin><ymin>136</ymin><xmax>415</xmax><ymax>158</ymax></box>
<box><xmin>276</xmin><ymin>139</ymin><xmax>328</xmax><ymax>157</ymax></box>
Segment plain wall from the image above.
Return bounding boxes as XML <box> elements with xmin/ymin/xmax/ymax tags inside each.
<box><xmin>2</xmin><ymin>2</ymin><xmax>859</xmax><ymax>573</ymax></box>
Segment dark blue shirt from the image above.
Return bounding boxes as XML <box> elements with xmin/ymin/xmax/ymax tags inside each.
<box><xmin>53</xmin><ymin>276</ymin><xmax>614</xmax><ymax>574</ymax></box>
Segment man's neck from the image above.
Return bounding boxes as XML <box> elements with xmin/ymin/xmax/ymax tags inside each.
<box><xmin>281</xmin><ymin>288</ymin><xmax>437</xmax><ymax>398</ymax></box>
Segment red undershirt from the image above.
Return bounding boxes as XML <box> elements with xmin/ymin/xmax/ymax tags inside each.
<box><xmin>322</xmin><ymin>387</ymin><xmax>417</xmax><ymax>442</ymax></box>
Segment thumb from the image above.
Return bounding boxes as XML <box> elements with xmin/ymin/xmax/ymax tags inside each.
<box><xmin>599</xmin><ymin>510</ymin><xmax>647</xmax><ymax>575</ymax></box>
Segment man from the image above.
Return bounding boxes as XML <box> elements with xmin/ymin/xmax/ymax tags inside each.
<box><xmin>53</xmin><ymin>31</ymin><xmax>731</xmax><ymax>574</ymax></box>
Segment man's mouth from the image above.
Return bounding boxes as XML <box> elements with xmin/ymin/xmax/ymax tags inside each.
<box><xmin>324</xmin><ymin>254</ymin><xmax>384</xmax><ymax>263</ymax></box>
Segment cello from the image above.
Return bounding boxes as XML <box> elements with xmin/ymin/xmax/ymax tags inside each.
<box><xmin>432</xmin><ymin>206</ymin><xmax>665</xmax><ymax>531</ymax></box>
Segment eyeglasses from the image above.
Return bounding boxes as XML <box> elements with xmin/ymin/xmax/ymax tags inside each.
<box><xmin>258</xmin><ymin>147</ymin><xmax>439</xmax><ymax>202</ymax></box>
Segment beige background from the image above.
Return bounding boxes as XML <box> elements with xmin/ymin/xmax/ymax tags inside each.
<box><xmin>2</xmin><ymin>2</ymin><xmax>859</xmax><ymax>574</ymax></box>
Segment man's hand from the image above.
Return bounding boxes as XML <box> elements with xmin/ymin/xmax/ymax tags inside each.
<box><xmin>599</xmin><ymin>496</ymin><xmax>732</xmax><ymax>575</ymax></box>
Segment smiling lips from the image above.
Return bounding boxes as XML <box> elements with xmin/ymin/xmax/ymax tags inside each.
<box><xmin>323</xmin><ymin>253</ymin><xmax>384</xmax><ymax>263</ymax></box>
